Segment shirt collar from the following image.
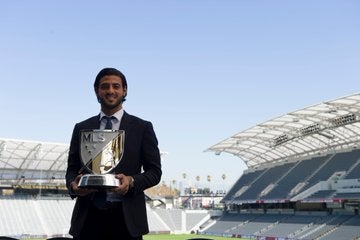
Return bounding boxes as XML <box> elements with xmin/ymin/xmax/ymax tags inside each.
<box><xmin>99</xmin><ymin>108</ymin><xmax>124</xmax><ymax>122</ymax></box>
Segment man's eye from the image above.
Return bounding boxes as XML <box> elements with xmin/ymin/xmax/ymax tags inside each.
<box><xmin>100</xmin><ymin>84</ymin><xmax>110</xmax><ymax>90</ymax></box>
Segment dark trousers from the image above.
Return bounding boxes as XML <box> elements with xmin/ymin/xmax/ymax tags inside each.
<box><xmin>73</xmin><ymin>203</ymin><xmax>142</xmax><ymax>240</ymax></box>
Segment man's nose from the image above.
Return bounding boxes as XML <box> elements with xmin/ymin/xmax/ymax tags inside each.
<box><xmin>107</xmin><ymin>86</ymin><xmax>116</xmax><ymax>93</ymax></box>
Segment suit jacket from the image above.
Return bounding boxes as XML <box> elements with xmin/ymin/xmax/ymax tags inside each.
<box><xmin>65</xmin><ymin>112</ymin><xmax>162</xmax><ymax>237</ymax></box>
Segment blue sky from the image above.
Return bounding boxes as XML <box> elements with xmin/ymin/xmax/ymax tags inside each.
<box><xmin>0</xmin><ymin>1</ymin><xmax>359</xmax><ymax>191</ymax></box>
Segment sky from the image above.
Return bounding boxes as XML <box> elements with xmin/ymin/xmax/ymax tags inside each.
<box><xmin>0</xmin><ymin>1</ymin><xmax>359</xmax><ymax>192</ymax></box>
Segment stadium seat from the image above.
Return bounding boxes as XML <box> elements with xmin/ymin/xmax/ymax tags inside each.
<box><xmin>0</xmin><ymin>237</ymin><xmax>18</xmax><ymax>240</ymax></box>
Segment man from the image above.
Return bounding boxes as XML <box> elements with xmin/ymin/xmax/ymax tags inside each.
<box><xmin>65</xmin><ymin>68</ymin><xmax>162</xmax><ymax>240</ymax></box>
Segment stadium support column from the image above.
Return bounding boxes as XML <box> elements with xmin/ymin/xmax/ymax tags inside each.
<box><xmin>39</xmin><ymin>168</ymin><xmax>42</xmax><ymax>199</ymax></box>
<box><xmin>182</xmin><ymin>210</ymin><xmax>186</xmax><ymax>232</ymax></box>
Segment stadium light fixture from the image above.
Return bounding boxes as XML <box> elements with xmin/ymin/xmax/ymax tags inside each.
<box><xmin>272</xmin><ymin>134</ymin><xmax>289</xmax><ymax>146</ymax></box>
<box><xmin>330</xmin><ymin>113</ymin><xmax>356</xmax><ymax>127</ymax></box>
<box><xmin>299</xmin><ymin>123</ymin><xmax>321</xmax><ymax>136</ymax></box>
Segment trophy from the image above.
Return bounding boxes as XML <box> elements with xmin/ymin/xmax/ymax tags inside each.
<box><xmin>78</xmin><ymin>129</ymin><xmax>125</xmax><ymax>189</ymax></box>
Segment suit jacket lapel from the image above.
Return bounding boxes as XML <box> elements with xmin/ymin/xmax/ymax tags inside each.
<box><xmin>120</xmin><ymin>111</ymin><xmax>131</xmax><ymax>130</ymax></box>
<box><xmin>88</xmin><ymin>114</ymin><xmax>101</xmax><ymax>129</ymax></box>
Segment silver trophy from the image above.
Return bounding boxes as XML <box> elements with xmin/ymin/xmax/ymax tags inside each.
<box><xmin>78</xmin><ymin>129</ymin><xmax>125</xmax><ymax>189</ymax></box>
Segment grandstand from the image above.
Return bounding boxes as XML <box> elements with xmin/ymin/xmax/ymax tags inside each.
<box><xmin>0</xmin><ymin>139</ymin><xmax>210</xmax><ymax>238</ymax></box>
<box><xmin>1</xmin><ymin>93</ymin><xmax>360</xmax><ymax>239</ymax></box>
<box><xmin>204</xmin><ymin>92</ymin><xmax>360</xmax><ymax>239</ymax></box>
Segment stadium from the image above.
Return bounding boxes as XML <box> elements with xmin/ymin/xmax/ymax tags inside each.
<box><xmin>1</xmin><ymin>92</ymin><xmax>360</xmax><ymax>240</ymax></box>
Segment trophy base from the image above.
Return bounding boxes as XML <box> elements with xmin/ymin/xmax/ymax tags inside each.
<box><xmin>78</xmin><ymin>174</ymin><xmax>119</xmax><ymax>189</ymax></box>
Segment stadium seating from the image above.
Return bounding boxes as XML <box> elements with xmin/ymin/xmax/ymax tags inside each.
<box><xmin>200</xmin><ymin>148</ymin><xmax>360</xmax><ymax>239</ymax></box>
<box><xmin>223</xmin><ymin>149</ymin><xmax>360</xmax><ymax>204</ymax></box>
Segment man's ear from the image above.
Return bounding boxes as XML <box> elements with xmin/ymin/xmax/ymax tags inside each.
<box><xmin>94</xmin><ymin>88</ymin><xmax>100</xmax><ymax>102</ymax></box>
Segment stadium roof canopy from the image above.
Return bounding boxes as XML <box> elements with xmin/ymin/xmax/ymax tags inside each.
<box><xmin>0</xmin><ymin>139</ymin><xmax>69</xmax><ymax>183</ymax></box>
<box><xmin>206</xmin><ymin>93</ymin><xmax>360</xmax><ymax>168</ymax></box>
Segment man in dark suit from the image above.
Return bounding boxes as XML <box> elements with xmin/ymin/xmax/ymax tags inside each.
<box><xmin>65</xmin><ymin>68</ymin><xmax>162</xmax><ymax>240</ymax></box>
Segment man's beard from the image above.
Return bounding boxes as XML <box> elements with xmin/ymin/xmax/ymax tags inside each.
<box><xmin>99</xmin><ymin>97</ymin><xmax>123</xmax><ymax>109</ymax></box>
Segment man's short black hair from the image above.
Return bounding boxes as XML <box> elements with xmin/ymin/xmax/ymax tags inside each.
<box><xmin>94</xmin><ymin>68</ymin><xmax>127</xmax><ymax>90</ymax></box>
